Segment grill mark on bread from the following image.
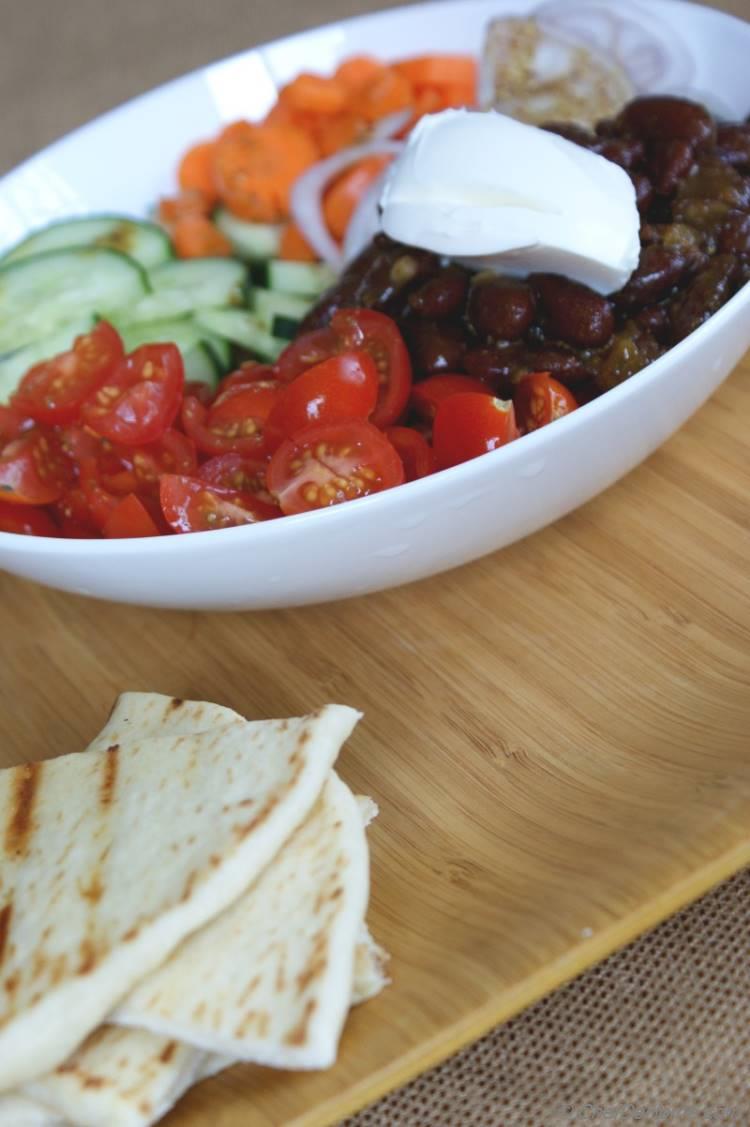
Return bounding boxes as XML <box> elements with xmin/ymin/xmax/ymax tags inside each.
<box><xmin>100</xmin><ymin>746</ymin><xmax>119</xmax><ymax>807</ymax></box>
<box><xmin>170</xmin><ymin>698</ymin><xmax>184</xmax><ymax>710</ymax></box>
<box><xmin>283</xmin><ymin>998</ymin><xmax>317</xmax><ymax>1046</ymax></box>
<box><xmin>158</xmin><ymin>1041</ymin><xmax>177</xmax><ymax>1064</ymax></box>
<box><xmin>0</xmin><ymin>905</ymin><xmax>11</xmax><ymax>967</ymax></box>
<box><xmin>4</xmin><ymin>762</ymin><xmax>41</xmax><ymax>857</ymax></box>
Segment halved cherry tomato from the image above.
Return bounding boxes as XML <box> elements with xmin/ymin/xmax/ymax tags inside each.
<box><xmin>124</xmin><ymin>430</ymin><xmax>198</xmax><ymax>496</ymax></box>
<box><xmin>263</xmin><ymin>352</ymin><xmax>379</xmax><ymax>453</ymax></box>
<box><xmin>0</xmin><ymin>429</ymin><xmax>73</xmax><ymax>504</ymax></box>
<box><xmin>411</xmin><ymin>374</ymin><xmax>492</xmax><ymax>421</ymax></box>
<box><xmin>183</xmin><ymin>380</ymin><xmax>216</xmax><ymax>406</ymax></box>
<box><xmin>0</xmin><ymin>405</ymin><xmax>34</xmax><ymax>444</ymax></box>
<box><xmin>384</xmin><ymin>425</ymin><xmax>436</xmax><ymax>481</ymax></box>
<box><xmin>81</xmin><ymin>343</ymin><xmax>184</xmax><ymax>445</ymax></box>
<box><xmin>12</xmin><ymin>322</ymin><xmax>124</xmax><ymax>428</ymax></box>
<box><xmin>433</xmin><ymin>392</ymin><xmax>519</xmax><ymax>469</ymax></box>
<box><xmin>216</xmin><ymin>362</ymin><xmax>277</xmax><ymax>395</ymax></box>
<box><xmin>181</xmin><ymin>379</ymin><xmax>279</xmax><ymax>456</ymax></box>
<box><xmin>102</xmin><ymin>493</ymin><xmax>161</xmax><ymax>538</ymax></box>
<box><xmin>330</xmin><ymin>309</ymin><xmax>412</xmax><ymax>428</ymax></box>
<box><xmin>197</xmin><ymin>452</ymin><xmax>272</xmax><ymax>497</ymax></box>
<box><xmin>274</xmin><ymin>327</ymin><xmax>339</xmax><ymax>384</ymax></box>
<box><xmin>266</xmin><ymin>419</ymin><xmax>404</xmax><ymax>516</ymax></box>
<box><xmin>160</xmin><ymin>474</ymin><xmax>279</xmax><ymax>533</ymax></box>
<box><xmin>514</xmin><ymin>372</ymin><xmax>578</xmax><ymax>432</ymax></box>
<box><xmin>54</xmin><ymin>486</ymin><xmax>102</xmax><ymax>538</ymax></box>
<box><xmin>0</xmin><ymin>499</ymin><xmax>59</xmax><ymax>537</ymax></box>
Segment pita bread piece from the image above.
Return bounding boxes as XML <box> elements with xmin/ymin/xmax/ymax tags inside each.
<box><xmin>0</xmin><ymin>705</ymin><xmax>360</xmax><ymax>1089</ymax></box>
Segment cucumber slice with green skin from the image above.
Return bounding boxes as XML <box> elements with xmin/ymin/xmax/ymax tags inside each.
<box><xmin>0</xmin><ymin>248</ymin><xmax>149</xmax><ymax>354</ymax></box>
<box><xmin>214</xmin><ymin>209</ymin><xmax>282</xmax><ymax>260</ymax></box>
<box><xmin>272</xmin><ymin>315</ymin><xmax>302</xmax><ymax>341</ymax></box>
<box><xmin>1</xmin><ymin>216</ymin><xmax>172</xmax><ymax>270</ymax></box>
<box><xmin>117</xmin><ymin>318</ymin><xmax>226</xmax><ymax>388</ymax></box>
<box><xmin>195</xmin><ymin>309</ymin><xmax>287</xmax><ymax>363</ymax></box>
<box><xmin>148</xmin><ymin>257</ymin><xmax>248</xmax><ymax>309</ymax></box>
<box><xmin>0</xmin><ymin>317</ymin><xmax>97</xmax><ymax>403</ymax></box>
<box><xmin>252</xmin><ymin>287</ymin><xmax>311</xmax><ymax>332</ymax></box>
<box><xmin>266</xmin><ymin>260</ymin><xmax>336</xmax><ymax>297</ymax></box>
<box><xmin>124</xmin><ymin>291</ymin><xmax>198</xmax><ymax>324</ymax></box>
<box><xmin>182</xmin><ymin>342</ymin><xmax>222</xmax><ymax>387</ymax></box>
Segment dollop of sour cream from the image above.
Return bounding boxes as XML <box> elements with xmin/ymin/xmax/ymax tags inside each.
<box><xmin>379</xmin><ymin>108</ymin><xmax>640</xmax><ymax>294</ymax></box>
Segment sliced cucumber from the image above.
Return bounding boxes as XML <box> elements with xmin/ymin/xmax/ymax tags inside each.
<box><xmin>0</xmin><ymin>248</ymin><xmax>149</xmax><ymax>354</ymax></box>
<box><xmin>195</xmin><ymin>308</ymin><xmax>287</xmax><ymax>363</ymax></box>
<box><xmin>252</xmin><ymin>288</ymin><xmax>311</xmax><ymax>333</ymax></box>
<box><xmin>265</xmin><ymin>260</ymin><xmax>336</xmax><ymax>297</ymax></box>
<box><xmin>148</xmin><ymin>257</ymin><xmax>248</xmax><ymax>308</ymax></box>
<box><xmin>123</xmin><ymin>291</ymin><xmax>197</xmax><ymax>323</ymax></box>
<box><xmin>272</xmin><ymin>315</ymin><xmax>302</xmax><ymax>341</ymax></box>
<box><xmin>117</xmin><ymin>317</ymin><xmax>225</xmax><ymax>388</ymax></box>
<box><xmin>0</xmin><ymin>317</ymin><xmax>97</xmax><ymax>402</ymax></box>
<box><xmin>2</xmin><ymin>216</ymin><xmax>172</xmax><ymax>270</ymax></box>
<box><xmin>214</xmin><ymin>209</ymin><xmax>282</xmax><ymax>260</ymax></box>
<box><xmin>182</xmin><ymin>342</ymin><xmax>223</xmax><ymax>386</ymax></box>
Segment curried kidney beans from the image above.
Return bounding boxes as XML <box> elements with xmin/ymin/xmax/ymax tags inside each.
<box><xmin>531</xmin><ymin>275</ymin><xmax>615</xmax><ymax>349</ymax></box>
<box><xmin>409</xmin><ymin>266</ymin><xmax>469</xmax><ymax>318</ymax></box>
<box><xmin>617</xmin><ymin>96</ymin><xmax>716</xmax><ymax>150</ymax></box>
<box><xmin>669</xmin><ymin>254</ymin><xmax>740</xmax><ymax>342</ymax></box>
<box><xmin>614</xmin><ymin>244</ymin><xmax>694</xmax><ymax>308</ymax></box>
<box><xmin>405</xmin><ymin>319</ymin><xmax>467</xmax><ymax>375</ymax></box>
<box><xmin>716</xmin><ymin>124</ymin><xmax>750</xmax><ymax>169</ymax></box>
<box><xmin>467</xmin><ymin>277</ymin><xmax>536</xmax><ymax>341</ymax></box>
<box><xmin>647</xmin><ymin>140</ymin><xmax>695</xmax><ymax>196</ymax></box>
<box><xmin>594</xmin><ymin>136</ymin><xmax>645</xmax><ymax>170</ymax></box>
<box><xmin>518</xmin><ymin>346</ymin><xmax>593</xmax><ymax>386</ymax></box>
<box><xmin>594</xmin><ymin>323</ymin><xmax>664</xmax><ymax>391</ymax></box>
<box><xmin>629</xmin><ymin>171</ymin><xmax>655</xmax><ymax>214</ymax></box>
<box><xmin>463</xmin><ymin>343</ymin><xmax>526</xmax><ymax>394</ymax></box>
<box><xmin>718</xmin><ymin>211</ymin><xmax>750</xmax><ymax>256</ymax></box>
<box><xmin>634</xmin><ymin>303</ymin><xmax>672</xmax><ymax>344</ymax></box>
<box><xmin>677</xmin><ymin>159</ymin><xmax>750</xmax><ymax>211</ymax></box>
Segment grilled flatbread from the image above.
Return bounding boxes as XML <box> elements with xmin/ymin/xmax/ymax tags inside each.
<box><xmin>0</xmin><ymin>704</ymin><xmax>360</xmax><ymax>1089</ymax></box>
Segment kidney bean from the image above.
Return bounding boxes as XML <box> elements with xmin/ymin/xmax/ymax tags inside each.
<box><xmin>463</xmin><ymin>343</ymin><xmax>526</xmax><ymax>394</ymax></box>
<box><xmin>718</xmin><ymin>211</ymin><xmax>750</xmax><ymax>256</ymax></box>
<box><xmin>594</xmin><ymin>137</ymin><xmax>645</xmax><ymax>170</ymax></box>
<box><xmin>676</xmin><ymin>159</ymin><xmax>750</xmax><ymax>210</ymax></box>
<box><xmin>716</xmin><ymin>123</ymin><xmax>750</xmax><ymax>168</ymax></box>
<box><xmin>595</xmin><ymin>117</ymin><xmax>622</xmax><ymax>138</ymax></box>
<box><xmin>518</xmin><ymin>346</ymin><xmax>593</xmax><ymax>386</ymax></box>
<box><xmin>409</xmin><ymin>266</ymin><xmax>469</xmax><ymax>318</ymax></box>
<box><xmin>541</xmin><ymin>122</ymin><xmax>597</xmax><ymax>147</ymax></box>
<box><xmin>531</xmin><ymin>274</ymin><xmax>615</xmax><ymax>349</ymax></box>
<box><xmin>647</xmin><ymin>139</ymin><xmax>695</xmax><ymax>196</ymax></box>
<box><xmin>357</xmin><ymin>247</ymin><xmax>440</xmax><ymax>314</ymax></box>
<box><xmin>614</xmin><ymin>245</ymin><xmax>694</xmax><ymax>308</ymax></box>
<box><xmin>594</xmin><ymin>322</ymin><xmax>664</xmax><ymax>391</ymax></box>
<box><xmin>617</xmin><ymin>96</ymin><xmax>716</xmax><ymax>150</ymax></box>
<box><xmin>669</xmin><ymin>254</ymin><xmax>740</xmax><ymax>342</ymax></box>
<box><xmin>405</xmin><ymin>319</ymin><xmax>467</xmax><ymax>375</ymax></box>
<box><xmin>467</xmin><ymin>277</ymin><xmax>536</xmax><ymax>341</ymax></box>
<box><xmin>634</xmin><ymin>304</ymin><xmax>672</xmax><ymax>344</ymax></box>
<box><xmin>629</xmin><ymin>171</ymin><xmax>654</xmax><ymax>214</ymax></box>
<box><xmin>672</xmin><ymin>197</ymin><xmax>732</xmax><ymax>246</ymax></box>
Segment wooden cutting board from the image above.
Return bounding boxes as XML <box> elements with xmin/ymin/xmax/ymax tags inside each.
<box><xmin>1</xmin><ymin>352</ymin><xmax>748</xmax><ymax>1126</ymax></box>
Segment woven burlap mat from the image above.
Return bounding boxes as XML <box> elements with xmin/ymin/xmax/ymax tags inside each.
<box><xmin>346</xmin><ymin>869</ymin><xmax>750</xmax><ymax>1125</ymax></box>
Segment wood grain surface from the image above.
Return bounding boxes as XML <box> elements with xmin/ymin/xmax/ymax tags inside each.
<box><xmin>1</xmin><ymin>2</ymin><xmax>749</xmax><ymax>1125</ymax></box>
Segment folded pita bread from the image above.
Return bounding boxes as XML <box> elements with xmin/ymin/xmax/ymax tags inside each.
<box><xmin>116</xmin><ymin>770</ymin><xmax>369</xmax><ymax>1068</ymax></box>
<box><xmin>87</xmin><ymin>693</ymin><xmax>244</xmax><ymax>751</ymax></box>
<box><xmin>0</xmin><ymin>704</ymin><xmax>360</xmax><ymax>1089</ymax></box>
<box><xmin>0</xmin><ymin>1094</ymin><xmax>65</xmax><ymax>1126</ymax></box>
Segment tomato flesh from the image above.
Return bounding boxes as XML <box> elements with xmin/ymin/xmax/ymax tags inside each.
<box><xmin>82</xmin><ymin>342</ymin><xmax>184</xmax><ymax>444</ymax></box>
<box><xmin>0</xmin><ymin>499</ymin><xmax>59</xmax><ymax>537</ymax></box>
<box><xmin>266</xmin><ymin>420</ymin><xmax>404</xmax><ymax>516</ymax></box>
<box><xmin>264</xmin><ymin>352</ymin><xmax>379</xmax><ymax>453</ymax></box>
<box><xmin>514</xmin><ymin>371</ymin><xmax>578</xmax><ymax>432</ymax></box>
<box><xmin>12</xmin><ymin>322</ymin><xmax>124</xmax><ymax>426</ymax></box>
<box><xmin>181</xmin><ymin>379</ymin><xmax>279</xmax><ymax>456</ymax></box>
<box><xmin>160</xmin><ymin>474</ymin><xmax>279</xmax><ymax>532</ymax></box>
<box><xmin>102</xmin><ymin>493</ymin><xmax>161</xmax><ymax>538</ymax></box>
<box><xmin>384</xmin><ymin>426</ymin><xmax>436</xmax><ymax>481</ymax></box>
<box><xmin>274</xmin><ymin>328</ymin><xmax>339</xmax><ymax>384</ymax></box>
<box><xmin>0</xmin><ymin>429</ymin><xmax>72</xmax><ymax>504</ymax></box>
<box><xmin>433</xmin><ymin>392</ymin><xmax>519</xmax><ymax>469</ymax></box>
<box><xmin>330</xmin><ymin>309</ymin><xmax>412</xmax><ymax>428</ymax></box>
<box><xmin>411</xmin><ymin>373</ymin><xmax>491</xmax><ymax>421</ymax></box>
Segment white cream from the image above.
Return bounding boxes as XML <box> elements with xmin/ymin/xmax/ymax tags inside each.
<box><xmin>379</xmin><ymin>108</ymin><xmax>640</xmax><ymax>294</ymax></box>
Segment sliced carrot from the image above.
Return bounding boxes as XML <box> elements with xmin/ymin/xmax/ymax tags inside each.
<box><xmin>393</xmin><ymin>55</ymin><xmax>477</xmax><ymax>91</ymax></box>
<box><xmin>263</xmin><ymin>101</ymin><xmax>300</xmax><ymax>128</ymax></box>
<box><xmin>323</xmin><ymin>155</ymin><xmax>392</xmax><ymax>242</ymax></box>
<box><xmin>434</xmin><ymin>81</ymin><xmax>477</xmax><ymax>108</ymax></box>
<box><xmin>279</xmin><ymin>222</ymin><xmax>317</xmax><ymax>262</ymax></box>
<box><xmin>355</xmin><ymin>69</ymin><xmax>414</xmax><ymax>123</ymax></box>
<box><xmin>178</xmin><ymin>141</ymin><xmax>219</xmax><ymax>203</ymax></box>
<box><xmin>214</xmin><ymin>122</ymin><xmax>319</xmax><ymax>223</ymax></box>
<box><xmin>314</xmin><ymin>113</ymin><xmax>365</xmax><ymax>157</ymax></box>
<box><xmin>172</xmin><ymin>215</ymin><xmax>233</xmax><ymax>259</ymax></box>
<box><xmin>280</xmin><ymin>73</ymin><xmax>348</xmax><ymax>117</ymax></box>
<box><xmin>335</xmin><ymin>55</ymin><xmax>386</xmax><ymax>91</ymax></box>
<box><xmin>158</xmin><ymin>190</ymin><xmax>212</xmax><ymax>227</ymax></box>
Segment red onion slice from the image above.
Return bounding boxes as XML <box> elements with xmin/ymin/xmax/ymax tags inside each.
<box><xmin>290</xmin><ymin>140</ymin><xmax>403</xmax><ymax>271</ymax></box>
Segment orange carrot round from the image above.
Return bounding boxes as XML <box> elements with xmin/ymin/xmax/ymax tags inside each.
<box><xmin>178</xmin><ymin>141</ymin><xmax>219</xmax><ymax>203</ymax></box>
<box><xmin>355</xmin><ymin>69</ymin><xmax>414</xmax><ymax>123</ymax></box>
<box><xmin>323</xmin><ymin>155</ymin><xmax>392</xmax><ymax>242</ymax></box>
<box><xmin>280</xmin><ymin>73</ymin><xmax>348</xmax><ymax>117</ymax></box>
<box><xmin>214</xmin><ymin>122</ymin><xmax>319</xmax><ymax>223</ymax></box>
<box><xmin>279</xmin><ymin>222</ymin><xmax>317</xmax><ymax>262</ymax></box>
<box><xmin>392</xmin><ymin>55</ymin><xmax>477</xmax><ymax>91</ymax></box>
<box><xmin>335</xmin><ymin>55</ymin><xmax>386</xmax><ymax>91</ymax></box>
<box><xmin>172</xmin><ymin>215</ymin><xmax>232</xmax><ymax>259</ymax></box>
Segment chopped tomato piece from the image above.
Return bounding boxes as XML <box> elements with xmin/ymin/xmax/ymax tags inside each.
<box><xmin>82</xmin><ymin>343</ymin><xmax>184</xmax><ymax>445</ymax></box>
<box><xmin>330</xmin><ymin>309</ymin><xmax>412</xmax><ymax>428</ymax></box>
<box><xmin>433</xmin><ymin>392</ymin><xmax>519</xmax><ymax>469</ymax></box>
<box><xmin>12</xmin><ymin>322</ymin><xmax>125</xmax><ymax>427</ymax></box>
<box><xmin>384</xmin><ymin>426</ymin><xmax>436</xmax><ymax>481</ymax></box>
<box><xmin>266</xmin><ymin>419</ymin><xmax>403</xmax><ymax>516</ymax></box>
<box><xmin>514</xmin><ymin>372</ymin><xmax>578</xmax><ymax>432</ymax></box>
<box><xmin>411</xmin><ymin>373</ymin><xmax>492</xmax><ymax>421</ymax></box>
<box><xmin>160</xmin><ymin>474</ymin><xmax>279</xmax><ymax>532</ymax></box>
<box><xmin>0</xmin><ymin>429</ymin><xmax>72</xmax><ymax>504</ymax></box>
<box><xmin>197</xmin><ymin>452</ymin><xmax>270</xmax><ymax>495</ymax></box>
<box><xmin>0</xmin><ymin>499</ymin><xmax>58</xmax><ymax>537</ymax></box>
<box><xmin>123</xmin><ymin>430</ymin><xmax>198</xmax><ymax>496</ymax></box>
<box><xmin>263</xmin><ymin>352</ymin><xmax>379</xmax><ymax>453</ymax></box>
<box><xmin>0</xmin><ymin>405</ymin><xmax>32</xmax><ymax>445</ymax></box>
<box><xmin>216</xmin><ymin>362</ymin><xmax>278</xmax><ymax>395</ymax></box>
<box><xmin>102</xmin><ymin>493</ymin><xmax>161</xmax><ymax>538</ymax></box>
<box><xmin>274</xmin><ymin>328</ymin><xmax>340</xmax><ymax>384</ymax></box>
<box><xmin>181</xmin><ymin>378</ymin><xmax>279</xmax><ymax>457</ymax></box>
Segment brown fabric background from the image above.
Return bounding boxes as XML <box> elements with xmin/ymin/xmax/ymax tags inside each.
<box><xmin>2</xmin><ymin>2</ymin><xmax>748</xmax><ymax>1124</ymax></box>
